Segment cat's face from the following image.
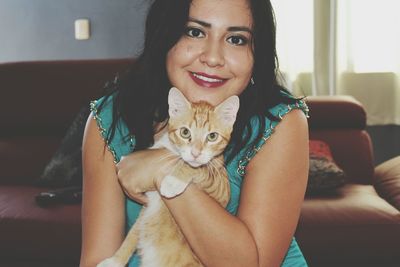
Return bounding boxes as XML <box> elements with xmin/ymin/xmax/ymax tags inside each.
<box><xmin>167</xmin><ymin>87</ymin><xmax>239</xmax><ymax>167</ymax></box>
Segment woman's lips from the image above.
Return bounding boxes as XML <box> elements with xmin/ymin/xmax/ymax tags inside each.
<box><xmin>189</xmin><ymin>72</ymin><xmax>228</xmax><ymax>88</ymax></box>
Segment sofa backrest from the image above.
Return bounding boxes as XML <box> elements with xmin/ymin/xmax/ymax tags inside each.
<box><xmin>0</xmin><ymin>59</ymin><xmax>134</xmax><ymax>184</ymax></box>
<box><xmin>306</xmin><ymin>95</ymin><xmax>374</xmax><ymax>184</ymax></box>
<box><xmin>0</xmin><ymin>59</ymin><xmax>374</xmax><ymax>185</ymax></box>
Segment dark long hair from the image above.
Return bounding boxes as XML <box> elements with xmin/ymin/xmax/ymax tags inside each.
<box><xmin>100</xmin><ymin>0</ymin><xmax>297</xmax><ymax>162</ymax></box>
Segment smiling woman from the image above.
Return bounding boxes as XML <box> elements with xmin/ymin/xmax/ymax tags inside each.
<box><xmin>80</xmin><ymin>0</ymin><xmax>309</xmax><ymax>267</ymax></box>
<box><xmin>166</xmin><ymin>0</ymin><xmax>253</xmax><ymax>106</ymax></box>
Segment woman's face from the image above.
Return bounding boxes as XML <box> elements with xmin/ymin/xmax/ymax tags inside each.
<box><xmin>166</xmin><ymin>0</ymin><xmax>254</xmax><ymax>106</ymax></box>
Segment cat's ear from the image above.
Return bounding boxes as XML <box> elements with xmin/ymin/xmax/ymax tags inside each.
<box><xmin>215</xmin><ymin>95</ymin><xmax>240</xmax><ymax>125</ymax></box>
<box><xmin>168</xmin><ymin>87</ymin><xmax>191</xmax><ymax>117</ymax></box>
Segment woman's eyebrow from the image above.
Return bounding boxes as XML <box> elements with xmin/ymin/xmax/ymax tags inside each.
<box><xmin>227</xmin><ymin>26</ymin><xmax>253</xmax><ymax>34</ymax></box>
<box><xmin>188</xmin><ymin>17</ymin><xmax>211</xmax><ymax>28</ymax></box>
<box><xmin>188</xmin><ymin>17</ymin><xmax>253</xmax><ymax>34</ymax></box>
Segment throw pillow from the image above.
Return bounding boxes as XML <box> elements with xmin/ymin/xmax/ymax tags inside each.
<box><xmin>306</xmin><ymin>140</ymin><xmax>346</xmax><ymax>195</ymax></box>
<box><xmin>37</xmin><ymin>105</ymin><xmax>90</xmax><ymax>187</ymax></box>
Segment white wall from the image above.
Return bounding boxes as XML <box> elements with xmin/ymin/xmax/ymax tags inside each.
<box><xmin>0</xmin><ymin>0</ymin><xmax>151</xmax><ymax>62</ymax></box>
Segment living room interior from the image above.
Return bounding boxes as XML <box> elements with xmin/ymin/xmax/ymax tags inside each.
<box><xmin>0</xmin><ymin>0</ymin><xmax>399</xmax><ymax>267</ymax></box>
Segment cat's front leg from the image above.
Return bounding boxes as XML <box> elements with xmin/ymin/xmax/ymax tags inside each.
<box><xmin>159</xmin><ymin>174</ymin><xmax>191</xmax><ymax>198</ymax></box>
<box><xmin>159</xmin><ymin>164</ymin><xmax>201</xmax><ymax>198</ymax></box>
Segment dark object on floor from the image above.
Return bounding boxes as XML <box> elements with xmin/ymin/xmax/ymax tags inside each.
<box><xmin>35</xmin><ymin>186</ymin><xmax>82</xmax><ymax>207</ymax></box>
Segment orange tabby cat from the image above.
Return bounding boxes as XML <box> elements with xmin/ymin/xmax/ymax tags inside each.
<box><xmin>97</xmin><ymin>87</ymin><xmax>239</xmax><ymax>267</ymax></box>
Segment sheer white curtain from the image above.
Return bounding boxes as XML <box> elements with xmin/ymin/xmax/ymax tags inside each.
<box><xmin>271</xmin><ymin>0</ymin><xmax>400</xmax><ymax>125</ymax></box>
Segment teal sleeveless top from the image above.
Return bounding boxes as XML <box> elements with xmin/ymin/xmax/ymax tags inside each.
<box><xmin>90</xmin><ymin>92</ymin><xmax>309</xmax><ymax>267</ymax></box>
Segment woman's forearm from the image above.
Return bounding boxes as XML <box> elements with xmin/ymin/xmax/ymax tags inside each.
<box><xmin>161</xmin><ymin>183</ymin><xmax>259</xmax><ymax>267</ymax></box>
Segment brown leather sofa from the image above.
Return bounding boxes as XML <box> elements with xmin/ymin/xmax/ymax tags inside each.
<box><xmin>0</xmin><ymin>60</ymin><xmax>399</xmax><ymax>267</ymax></box>
<box><xmin>295</xmin><ymin>96</ymin><xmax>400</xmax><ymax>266</ymax></box>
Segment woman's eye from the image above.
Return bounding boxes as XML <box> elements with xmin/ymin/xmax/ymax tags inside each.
<box><xmin>180</xmin><ymin>127</ymin><xmax>191</xmax><ymax>139</ymax></box>
<box><xmin>207</xmin><ymin>132</ymin><xmax>219</xmax><ymax>142</ymax></box>
<box><xmin>227</xmin><ymin>36</ymin><xmax>248</xmax><ymax>46</ymax></box>
<box><xmin>185</xmin><ymin>27</ymin><xmax>205</xmax><ymax>38</ymax></box>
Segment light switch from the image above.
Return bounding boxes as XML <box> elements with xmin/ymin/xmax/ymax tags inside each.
<box><xmin>75</xmin><ymin>19</ymin><xmax>90</xmax><ymax>40</ymax></box>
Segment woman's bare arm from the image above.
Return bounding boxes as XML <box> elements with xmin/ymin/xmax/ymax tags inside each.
<box><xmin>237</xmin><ymin>109</ymin><xmax>309</xmax><ymax>266</ymax></box>
<box><xmin>79</xmin><ymin>114</ymin><xmax>126</xmax><ymax>267</ymax></box>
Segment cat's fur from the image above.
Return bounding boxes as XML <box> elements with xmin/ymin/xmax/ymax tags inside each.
<box><xmin>97</xmin><ymin>87</ymin><xmax>239</xmax><ymax>267</ymax></box>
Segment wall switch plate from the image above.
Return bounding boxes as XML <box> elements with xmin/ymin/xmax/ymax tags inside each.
<box><xmin>74</xmin><ymin>19</ymin><xmax>90</xmax><ymax>40</ymax></box>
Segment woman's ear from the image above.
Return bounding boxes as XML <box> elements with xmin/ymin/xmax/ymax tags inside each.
<box><xmin>215</xmin><ymin>95</ymin><xmax>240</xmax><ymax>125</ymax></box>
<box><xmin>168</xmin><ymin>87</ymin><xmax>191</xmax><ymax>117</ymax></box>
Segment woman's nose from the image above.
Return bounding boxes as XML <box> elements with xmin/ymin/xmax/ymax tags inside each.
<box><xmin>199</xmin><ymin>40</ymin><xmax>225</xmax><ymax>67</ymax></box>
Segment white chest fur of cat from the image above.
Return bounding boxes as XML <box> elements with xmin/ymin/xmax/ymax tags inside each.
<box><xmin>97</xmin><ymin>87</ymin><xmax>239</xmax><ymax>267</ymax></box>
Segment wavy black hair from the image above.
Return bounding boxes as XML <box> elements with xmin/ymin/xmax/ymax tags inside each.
<box><xmin>100</xmin><ymin>0</ymin><xmax>297</xmax><ymax>163</ymax></box>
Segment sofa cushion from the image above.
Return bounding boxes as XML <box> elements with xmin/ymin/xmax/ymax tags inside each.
<box><xmin>307</xmin><ymin>140</ymin><xmax>346</xmax><ymax>195</ymax></box>
<box><xmin>310</xmin><ymin>130</ymin><xmax>374</xmax><ymax>184</ymax></box>
<box><xmin>0</xmin><ymin>185</ymin><xmax>81</xmax><ymax>264</ymax></box>
<box><xmin>374</xmin><ymin>156</ymin><xmax>400</xmax><ymax>210</ymax></box>
<box><xmin>37</xmin><ymin>105</ymin><xmax>90</xmax><ymax>187</ymax></box>
<box><xmin>297</xmin><ymin>183</ymin><xmax>400</xmax><ymax>265</ymax></box>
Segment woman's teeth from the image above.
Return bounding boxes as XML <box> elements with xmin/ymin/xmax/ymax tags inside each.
<box><xmin>193</xmin><ymin>73</ymin><xmax>223</xmax><ymax>83</ymax></box>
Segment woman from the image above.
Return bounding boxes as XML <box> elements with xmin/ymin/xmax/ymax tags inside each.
<box><xmin>80</xmin><ymin>0</ymin><xmax>309</xmax><ymax>266</ymax></box>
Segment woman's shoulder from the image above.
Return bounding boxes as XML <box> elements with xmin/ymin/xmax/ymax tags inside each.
<box><xmin>249</xmin><ymin>90</ymin><xmax>309</xmax><ymax>136</ymax></box>
<box><xmin>89</xmin><ymin>93</ymin><xmax>117</xmax><ymax>145</ymax></box>
<box><xmin>90</xmin><ymin>92</ymin><xmax>116</xmax><ymax>117</ymax></box>
<box><xmin>236</xmin><ymin>91</ymin><xmax>309</xmax><ymax>176</ymax></box>
<box><xmin>268</xmin><ymin>90</ymin><xmax>309</xmax><ymax>121</ymax></box>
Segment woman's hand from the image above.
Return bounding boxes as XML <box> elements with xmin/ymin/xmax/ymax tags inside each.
<box><xmin>116</xmin><ymin>148</ymin><xmax>178</xmax><ymax>205</ymax></box>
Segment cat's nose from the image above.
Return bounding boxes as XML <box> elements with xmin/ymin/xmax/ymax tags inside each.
<box><xmin>191</xmin><ymin>149</ymin><xmax>201</xmax><ymax>158</ymax></box>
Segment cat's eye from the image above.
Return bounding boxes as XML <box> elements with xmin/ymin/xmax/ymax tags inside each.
<box><xmin>207</xmin><ymin>132</ymin><xmax>219</xmax><ymax>142</ymax></box>
<box><xmin>180</xmin><ymin>127</ymin><xmax>191</xmax><ymax>139</ymax></box>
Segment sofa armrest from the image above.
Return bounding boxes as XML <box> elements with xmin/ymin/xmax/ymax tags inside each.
<box><xmin>374</xmin><ymin>156</ymin><xmax>400</xmax><ymax>210</ymax></box>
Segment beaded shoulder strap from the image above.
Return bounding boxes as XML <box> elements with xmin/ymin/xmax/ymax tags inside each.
<box><xmin>237</xmin><ymin>99</ymin><xmax>309</xmax><ymax>176</ymax></box>
<box><xmin>90</xmin><ymin>96</ymin><xmax>135</xmax><ymax>163</ymax></box>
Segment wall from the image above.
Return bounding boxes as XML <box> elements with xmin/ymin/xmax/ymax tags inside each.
<box><xmin>0</xmin><ymin>0</ymin><xmax>150</xmax><ymax>62</ymax></box>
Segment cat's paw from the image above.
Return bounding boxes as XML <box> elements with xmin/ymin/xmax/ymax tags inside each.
<box><xmin>160</xmin><ymin>175</ymin><xmax>189</xmax><ymax>198</ymax></box>
<box><xmin>96</xmin><ymin>257</ymin><xmax>124</xmax><ymax>267</ymax></box>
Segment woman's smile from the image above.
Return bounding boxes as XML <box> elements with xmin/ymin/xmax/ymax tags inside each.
<box><xmin>189</xmin><ymin>72</ymin><xmax>228</xmax><ymax>88</ymax></box>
